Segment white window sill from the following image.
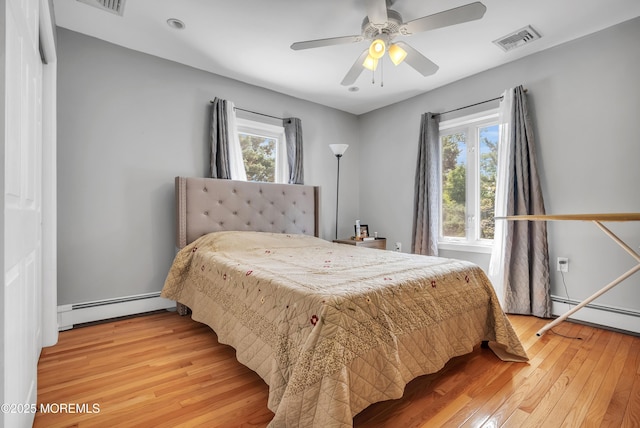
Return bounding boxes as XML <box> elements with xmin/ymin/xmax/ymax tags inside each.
<box><xmin>438</xmin><ymin>241</ymin><xmax>493</xmax><ymax>254</ymax></box>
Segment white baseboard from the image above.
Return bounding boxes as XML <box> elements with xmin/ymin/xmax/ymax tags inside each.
<box><xmin>55</xmin><ymin>293</ymin><xmax>638</xmax><ymax>334</ymax></box>
<box><xmin>57</xmin><ymin>292</ymin><xmax>176</xmax><ymax>331</ymax></box>
<box><xmin>551</xmin><ymin>295</ymin><xmax>640</xmax><ymax>335</ymax></box>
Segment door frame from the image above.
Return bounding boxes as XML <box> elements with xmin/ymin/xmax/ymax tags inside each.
<box><xmin>40</xmin><ymin>0</ymin><xmax>58</xmax><ymax>349</ymax></box>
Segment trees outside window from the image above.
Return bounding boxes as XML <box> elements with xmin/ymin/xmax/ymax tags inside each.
<box><xmin>439</xmin><ymin>111</ymin><xmax>499</xmax><ymax>250</ymax></box>
<box><xmin>238</xmin><ymin>133</ymin><xmax>276</xmax><ymax>182</ymax></box>
<box><xmin>236</xmin><ymin>118</ymin><xmax>288</xmax><ymax>183</ymax></box>
<box><xmin>441</xmin><ymin>132</ymin><xmax>466</xmax><ymax>238</ymax></box>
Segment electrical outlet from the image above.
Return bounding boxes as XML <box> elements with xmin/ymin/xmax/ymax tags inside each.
<box><xmin>394</xmin><ymin>242</ymin><xmax>402</xmax><ymax>252</ymax></box>
<box><xmin>557</xmin><ymin>257</ymin><xmax>569</xmax><ymax>272</ymax></box>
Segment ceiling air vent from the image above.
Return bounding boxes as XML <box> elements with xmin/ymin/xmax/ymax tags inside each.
<box><xmin>493</xmin><ymin>25</ymin><xmax>541</xmax><ymax>52</ymax></box>
<box><xmin>77</xmin><ymin>0</ymin><xmax>126</xmax><ymax>16</ymax></box>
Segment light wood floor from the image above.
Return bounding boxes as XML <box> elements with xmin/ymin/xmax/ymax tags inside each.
<box><xmin>34</xmin><ymin>310</ymin><xmax>640</xmax><ymax>427</ymax></box>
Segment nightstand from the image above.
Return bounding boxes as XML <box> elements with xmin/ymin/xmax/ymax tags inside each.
<box><xmin>333</xmin><ymin>238</ymin><xmax>387</xmax><ymax>250</ymax></box>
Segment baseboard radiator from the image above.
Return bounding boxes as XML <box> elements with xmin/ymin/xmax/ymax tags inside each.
<box><xmin>57</xmin><ymin>292</ymin><xmax>176</xmax><ymax>331</ymax></box>
<box><xmin>551</xmin><ymin>295</ymin><xmax>640</xmax><ymax>335</ymax></box>
<box><xmin>56</xmin><ymin>293</ymin><xmax>638</xmax><ymax>334</ymax></box>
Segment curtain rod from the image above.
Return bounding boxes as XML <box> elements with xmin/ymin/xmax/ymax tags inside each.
<box><xmin>209</xmin><ymin>100</ymin><xmax>286</xmax><ymax>121</ymax></box>
<box><xmin>235</xmin><ymin>107</ymin><xmax>287</xmax><ymax>121</ymax></box>
<box><xmin>434</xmin><ymin>88</ymin><xmax>527</xmax><ymax>117</ymax></box>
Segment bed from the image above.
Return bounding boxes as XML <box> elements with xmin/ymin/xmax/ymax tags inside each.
<box><xmin>161</xmin><ymin>176</ymin><xmax>528</xmax><ymax>427</ymax></box>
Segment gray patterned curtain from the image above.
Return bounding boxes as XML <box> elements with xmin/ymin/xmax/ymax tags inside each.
<box><xmin>412</xmin><ymin>112</ymin><xmax>440</xmax><ymax>256</ymax></box>
<box><xmin>501</xmin><ymin>86</ymin><xmax>551</xmax><ymax>317</ymax></box>
<box><xmin>210</xmin><ymin>98</ymin><xmax>231</xmax><ymax>179</ymax></box>
<box><xmin>284</xmin><ymin>117</ymin><xmax>304</xmax><ymax>184</ymax></box>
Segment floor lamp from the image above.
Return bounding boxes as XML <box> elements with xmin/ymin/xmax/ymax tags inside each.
<box><xmin>329</xmin><ymin>144</ymin><xmax>349</xmax><ymax>239</ymax></box>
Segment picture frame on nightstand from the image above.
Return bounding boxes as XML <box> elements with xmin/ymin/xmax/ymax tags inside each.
<box><xmin>354</xmin><ymin>224</ymin><xmax>369</xmax><ymax>239</ymax></box>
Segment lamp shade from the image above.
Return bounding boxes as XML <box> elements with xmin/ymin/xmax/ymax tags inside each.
<box><xmin>329</xmin><ymin>144</ymin><xmax>349</xmax><ymax>156</ymax></box>
<box><xmin>389</xmin><ymin>43</ymin><xmax>408</xmax><ymax>65</ymax></box>
<box><xmin>368</xmin><ymin>38</ymin><xmax>386</xmax><ymax>59</ymax></box>
<box><xmin>362</xmin><ymin>55</ymin><xmax>378</xmax><ymax>71</ymax></box>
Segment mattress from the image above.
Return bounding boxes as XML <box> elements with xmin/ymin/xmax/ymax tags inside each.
<box><xmin>161</xmin><ymin>231</ymin><xmax>527</xmax><ymax>427</ymax></box>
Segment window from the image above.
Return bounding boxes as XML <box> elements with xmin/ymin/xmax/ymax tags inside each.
<box><xmin>235</xmin><ymin>118</ymin><xmax>288</xmax><ymax>183</ymax></box>
<box><xmin>439</xmin><ymin>110</ymin><xmax>499</xmax><ymax>252</ymax></box>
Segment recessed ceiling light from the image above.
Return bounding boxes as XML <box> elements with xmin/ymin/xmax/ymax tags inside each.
<box><xmin>166</xmin><ymin>18</ymin><xmax>185</xmax><ymax>30</ymax></box>
<box><xmin>348</xmin><ymin>86</ymin><xmax>359</xmax><ymax>92</ymax></box>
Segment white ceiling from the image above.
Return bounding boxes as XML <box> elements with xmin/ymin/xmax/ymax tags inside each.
<box><xmin>52</xmin><ymin>0</ymin><xmax>640</xmax><ymax>115</ymax></box>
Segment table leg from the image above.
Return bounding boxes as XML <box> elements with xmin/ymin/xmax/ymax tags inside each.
<box><xmin>536</xmin><ymin>263</ymin><xmax>640</xmax><ymax>336</ymax></box>
<box><xmin>536</xmin><ymin>220</ymin><xmax>640</xmax><ymax>336</ymax></box>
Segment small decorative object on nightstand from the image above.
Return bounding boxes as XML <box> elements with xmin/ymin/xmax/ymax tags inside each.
<box><xmin>333</xmin><ymin>237</ymin><xmax>387</xmax><ymax>250</ymax></box>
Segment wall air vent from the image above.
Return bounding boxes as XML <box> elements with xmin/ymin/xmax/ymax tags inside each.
<box><xmin>493</xmin><ymin>25</ymin><xmax>541</xmax><ymax>52</ymax></box>
<box><xmin>76</xmin><ymin>0</ymin><xmax>126</xmax><ymax>16</ymax></box>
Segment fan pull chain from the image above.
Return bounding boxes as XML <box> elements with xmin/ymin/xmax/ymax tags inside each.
<box><xmin>380</xmin><ymin>59</ymin><xmax>384</xmax><ymax>87</ymax></box>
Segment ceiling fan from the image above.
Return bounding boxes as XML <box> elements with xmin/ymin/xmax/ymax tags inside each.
<box><xmin>290</xmin><ymin>0</ymin><xmax>487</xmax><ymax>86</ymax></box>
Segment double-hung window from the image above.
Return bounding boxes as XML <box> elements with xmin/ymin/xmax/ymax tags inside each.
<box><xmin>235</xmin><ymin>117</ymin><xmax>288</xmax><ymax>183</ymax></box>
<box><xmin>438</xmin><ymin>110</ymin><xmax>499</xmax><ymax>252</ymax></box>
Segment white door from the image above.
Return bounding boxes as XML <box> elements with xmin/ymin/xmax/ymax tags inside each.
<box><xmin>4</xmin><ymin>0</ymin><xmax>43</xmax><ymax>426</ymax></box>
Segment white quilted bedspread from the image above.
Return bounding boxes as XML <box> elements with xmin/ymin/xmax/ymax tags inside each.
<box><xmin>162</xmin><ymin>231</ymin><xmax>528</xmax><ymax>427</ymax></box>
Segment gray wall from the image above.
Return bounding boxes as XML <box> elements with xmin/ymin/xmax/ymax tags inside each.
<box><xmin>358</xmin><ymin>17</ymin><xmax>640</xmax><ymax>315</ymax></box>
<box><xmin>57</xmin><ymin>28</ymin><xmax>361</xmax><ymax>305</ymax></box>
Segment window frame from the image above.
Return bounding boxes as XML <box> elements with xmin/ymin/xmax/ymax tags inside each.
<box><xmin>235</xmin><ymin>117</ymin><xmax>289</xmax><ymax>184</ymax></box>
<box><xmin>438</xmin><ymin>109</ymin><xmax>499</xmax><ymax>254</ymax></box>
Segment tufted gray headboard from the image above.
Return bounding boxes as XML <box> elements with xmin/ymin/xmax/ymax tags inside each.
<box><xmin>175</xmin><ymin>177</ymin><xmax>319</xmax><ymax>248</ymax></box>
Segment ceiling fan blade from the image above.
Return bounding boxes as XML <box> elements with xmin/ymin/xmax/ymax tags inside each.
<box><xmin>395</xmin><ymin>41</ymin><xmax>439</xmax><ymax>76</ymax></box>
<box><xmin>402</xmin><ymin>2</ymin><xmax>486</xmax><ymax>35</ymax></box>
<box><xmin>366</xmin><ymin>0</ymin><xmax>388</xmax><ymax>27</ymax></box>
<box><xmin>291</xmin><ymin>35</ymin><xmax>363</xmax><ymax>50</ymax></box>
<box><xmin>341</xmin><ymin>49</ymin><xmax>369</xmax><ymax>86</ymax></box>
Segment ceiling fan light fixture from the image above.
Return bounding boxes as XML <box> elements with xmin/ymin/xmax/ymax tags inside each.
<box><xmin>368</xmin><ymin>38</ymin><xmax>386</xmax><ymax>59</ymax></box>
<box><xmin>363</xmin><ymin>55</ymin><xmax>379</xmax><ymax>71</ymax></box>
<box><xmin>388</xmin><ymin>43</ymin><xmax>407</xmax><ymax>65</ymax></box>
<box><xmin>291</xmin><ymin>2</ymin><xmax>487</xmax><ymax>85</ymax></box>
